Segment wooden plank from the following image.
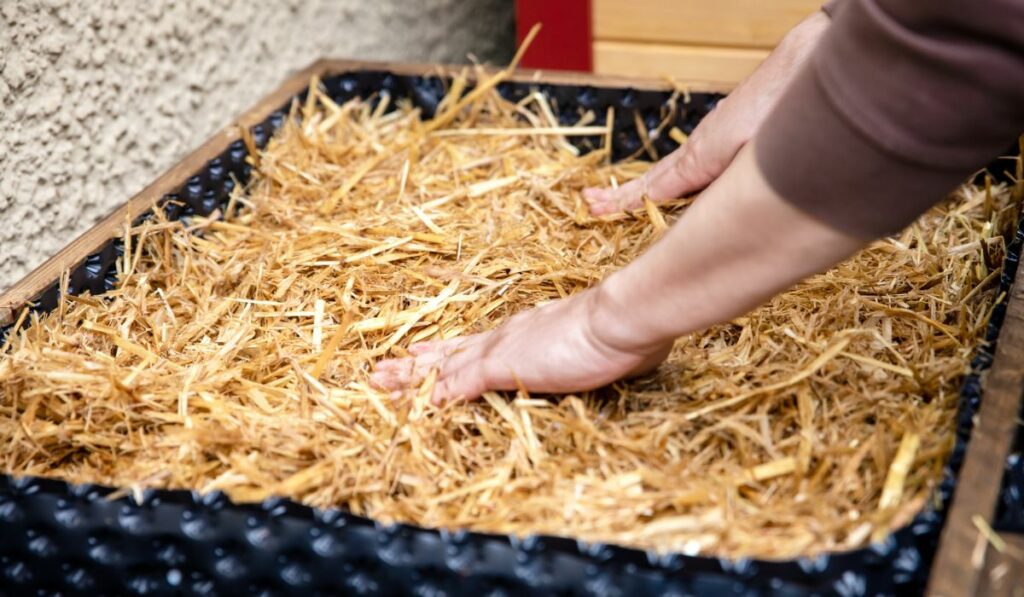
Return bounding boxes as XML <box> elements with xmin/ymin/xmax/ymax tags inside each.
<box><xmin>928</xmin><ymin>267</ymin><xmax>1024</xmax><ymax>596</ymax></box>
<box><xmin>977</xmin><ymin>535</ymin><xmax>1024</xmax><ymax>596</ymax></box>
<box><xmin>0</xmin><ymin>59</ymin><xmax>733</xmax><ymax>324</ymax></box>
<box><xmin>593</xmin><ymin>0</ymin><xmax>821</xmax><ymax>49</ymax></box>
<box><xmin>594</xmin><ymin>40</ymin><xmax>769</xmax><ymax>85</ymax></box>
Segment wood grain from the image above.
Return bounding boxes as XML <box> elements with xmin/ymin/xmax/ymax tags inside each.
<box><xmin>594</xmin><ymin>40</ymin><xmax>769</xmax><ymax>85</ymax></box>
<box><xmin>928</xmin><ymin>268</ymin><xmax>1024</xmax><ymax>596</ymax></box>
<box><xmin>977</xmin><ymin>535</ymin><xmax>1024</xmax><ymax>597</ymax></box>
<box><xmin>593</xmin><ymin>0</ymin><xmax>821</xmax><ymax>49</ymax></box>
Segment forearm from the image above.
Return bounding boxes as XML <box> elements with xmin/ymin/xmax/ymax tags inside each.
<box><xmin>705</xmin><ymin>10</ymin><xmax>831</xmax><ymax>149</ymax></box>
<box><xmin>590</xmin><ymin>141</ymin><xmax>865</xmax><ymax>352</ymax></box>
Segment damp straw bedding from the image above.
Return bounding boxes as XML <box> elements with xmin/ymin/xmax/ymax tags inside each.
<box><xmin>0</xmin><ymin>69</ymin><xmax>1020</xmax><ymax>559</ymax></box>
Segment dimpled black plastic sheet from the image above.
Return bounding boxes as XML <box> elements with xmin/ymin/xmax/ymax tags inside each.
<box><xmin>0</xmin><ymin>70</ymin><xmax>1020</xmax><ymax>596</ymax></box>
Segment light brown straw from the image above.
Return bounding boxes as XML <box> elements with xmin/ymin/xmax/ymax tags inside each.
<box><xmin>0</xmin><ymin>72</ymin><xmax>1017</xmax><ymax>559</ymax></box>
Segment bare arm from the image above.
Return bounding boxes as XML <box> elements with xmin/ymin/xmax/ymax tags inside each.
<box><xmin>371</xmin><ymin>0</ymin><xmax>1024</xmax><ymax>403</ymax></box>
<box><xmin>590</xmin><ymin>142</ymin><xmax>863</xmax><ymax>353</ymax></box>
<box><xmin>371</xmin><ymin>142</ymin><xmax>865</xmax><ymax>403</ymax></box>
<box><xmin>370</xmin><ymin>11</ymin><xmax>840</xmax><ymax>402</ymax></box>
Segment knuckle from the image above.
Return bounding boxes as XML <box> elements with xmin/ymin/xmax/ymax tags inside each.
<box><xmin>677</xmin><ymin>140</ymin><xmax>716</xmax><ymax>183</ymax></box>
<box><xmin>673</xmin><ymin>146</ymin><xmax>700</xmax><ymax>178</ymax></box>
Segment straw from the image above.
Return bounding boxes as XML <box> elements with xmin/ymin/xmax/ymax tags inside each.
<box><xmin>0</xmin><ymin>69</ymin><xmax>1018</xmax><ymax>559</ymax></box>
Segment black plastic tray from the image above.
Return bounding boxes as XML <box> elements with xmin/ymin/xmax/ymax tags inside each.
<box><xmin>0</xmin><ymin>70</ymin><xmax>1019</xmax><ymax>596</ymax></box>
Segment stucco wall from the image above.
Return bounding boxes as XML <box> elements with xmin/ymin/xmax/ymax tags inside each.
<box><xmin>0</xmin><ymin>0</ymin><xmax>513</xmax><ymax>290</ymax></box>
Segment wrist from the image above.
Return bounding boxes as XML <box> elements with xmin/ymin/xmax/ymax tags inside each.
<box><xmin>585</xmin><ymin>272</ymin><xmax>674</xmax><ymax>354</ymax></box>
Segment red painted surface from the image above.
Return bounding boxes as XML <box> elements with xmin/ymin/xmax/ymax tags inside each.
<box><xmin>515</xmin><ymin>0</ymin><xmax>592</xmax><ymax>72</ymax></box>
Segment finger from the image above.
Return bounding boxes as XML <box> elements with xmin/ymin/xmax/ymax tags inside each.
<box><xmin>582</xmin><ymin>185</ymin><xmax>634</xmax><ymax>216</ymax></box>
<box><xmin>376</xmin><ymin>333</ymin><xmax>483</xmax><ymax>389</ymax></box>
<box><xmin>583</xmin><ymin>147</ymin><xmax>697</xmax><ymax>214</ymax></box>
<box><xmin>370</xmin><ymin>356</ymin><xmax>426</xmax><ymax>390</ymax></box>
<box><xmin>372</xmin><ymin>357</ymin><xmax>406</xmax><ymax>372</ymax></box>
<box><xmin>428</xmin><ymin>334</ymin><xmax>492</xmax><ymax>405</ymax></box>
<box><xmin>433</xmin><ymin>333</ymin><xmax>492</xmax><ymax>379</ymax></box>
<box><xmin>409</xmin><ymin>335</ymin><xmax>476</xmax><ymax>356</ymax></box>
<box><xmin>581</xmin><ymin>151</ymin><xmax>677</xmax><ymax>213</ymax></box>
<box><xmin>431</xmin><ymin>365</ymin><xmax>488</xmax><ymax>405</ymax></box>
<box><xmin>582</xmin><ymin>174</ymin><xmax>650</xmax><ymax>215</ymax></box>
<box><xmin>408</xmin><ymin>340</ymin><xmax>443</xmax><ymax>356</ymax></box>
<box><xmin>370</xmin><ymin>369</ymin><xmax>401</xmax><ymax>391</ymax></box>
<box><xmin>375</xmin><ymin>335</ymin><xmax>484</xmax><ymax>391</ymax></box>
<box><xmin>404</xmin><ymin>353</ymin><xmax>451</xmax><ymax>388</ymax></box>
<box><xmin>583</xmin><ymin>131</ymin><xmax>722</xmax><ymax>216</ymax></box>
<box><xmin>370</xmin><ymin>358</ymin><xmax>415</xmax><ymax>391</ymax></box>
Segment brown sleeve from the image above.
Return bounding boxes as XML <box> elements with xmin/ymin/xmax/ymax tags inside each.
<box><xmin>755</xmin><ymin>0</ymin><xmax>1024</xmax><ymax>238</ymax></box>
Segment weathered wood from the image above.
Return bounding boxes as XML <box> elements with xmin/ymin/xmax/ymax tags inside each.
<box><xmin>977</xmin><ymin>535</ymin><xmax>1024</xmax><ymax>596</ymax></box>
<box><xmin>928</xmin><ymin>268</ymin><xmax>1024</xmax><ymax>596</ymax></box>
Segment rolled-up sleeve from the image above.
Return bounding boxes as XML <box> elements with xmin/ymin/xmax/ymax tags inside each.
<box><xmin>755</xmin><ymin>0</ymin><xmax>1024</xmax><ymax>238</ymax></box>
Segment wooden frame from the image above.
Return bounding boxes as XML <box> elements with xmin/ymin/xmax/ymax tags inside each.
<box><xmin>0</xmin><ymin>59</ymin><xmax>1020</xmax><ymax>594</ymax></box>
<box><xmin>929</xmin><ymin>268</ymin><xmax>1024</xmax><ymax>596</ymax></box>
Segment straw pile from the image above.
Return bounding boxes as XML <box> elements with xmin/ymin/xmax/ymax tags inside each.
<box><xmin>0</xmin><ymin>69</ymin><xmax>1020</xmax><ymax>559</ymax></box>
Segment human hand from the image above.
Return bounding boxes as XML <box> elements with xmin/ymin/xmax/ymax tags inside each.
<box><xmin>582</xmin><ymin>11</ymin><xmax>831</xmax><ymax>215</ymax></box>
<box><xmin>370</xmin><ymin>288</ymin><xmax>674</xmax><ymax>404</ymax></box>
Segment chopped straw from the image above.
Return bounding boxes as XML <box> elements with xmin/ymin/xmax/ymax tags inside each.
<box><xmin>0</xmin><ymin>67</ymin><xmax>1019</xmax><ymax>559</ymax></box>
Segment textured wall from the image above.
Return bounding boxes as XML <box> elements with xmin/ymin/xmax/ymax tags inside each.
<box><xmin>0</xmin><ymin>0</ymin><xmax>514</xmax><ymax>290</ymax></box>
